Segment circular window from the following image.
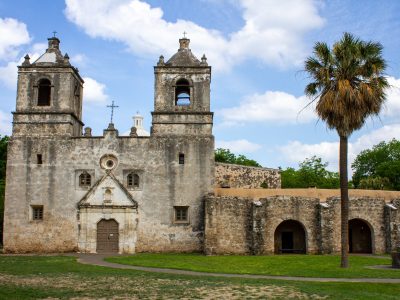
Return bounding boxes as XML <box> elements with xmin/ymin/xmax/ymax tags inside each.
<box><xmin>106</xmin><ymin>160</ymin><xmax>114</xmax><ymax>168</ymax></box>
<box><xmin>100</xmin><ymin>154</ymin><xmax>118</xmax><ymax>170</ymax></box>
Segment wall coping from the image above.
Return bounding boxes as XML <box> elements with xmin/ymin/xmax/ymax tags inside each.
<box><xmin>215</xmin><ymin>162</ymin><xmax>280</xmax><ymax>172</ymax></box>
<box><xmin>214</xmin><ymin>188</ymin><xmax>400</xmax><ymax>202</ymax></box>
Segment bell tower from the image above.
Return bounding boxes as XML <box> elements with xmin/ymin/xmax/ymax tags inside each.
<box><xmin>12</xmin><ymin>36</ymin><xmax>84</xmax><ymax>137</ymax></box>
<box><xmin>151</xmin><ymin>37</ymin><xmax>213</xmax><ymax>136</ymax></box>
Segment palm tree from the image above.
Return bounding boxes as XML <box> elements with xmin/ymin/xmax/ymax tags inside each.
<box><xmin>304</xmin><ymin>33</ymin><xmax>388</xmax><ymax>268</ymax></box>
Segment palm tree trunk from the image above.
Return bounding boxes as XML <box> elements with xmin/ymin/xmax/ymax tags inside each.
<box><xmin>340</xmin><ymin>135</ymin><xmax>349</xmax><ymax>268</ymax></box>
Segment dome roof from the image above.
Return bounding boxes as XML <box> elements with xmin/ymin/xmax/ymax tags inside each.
<box><xmin>164</xmin><ymin>38</ymin><xmax>207</xmax><ymax>67</ymax></box>
<box><xmin>32</xmin><ymin>37</ymin><xmax>70</xmax><ymax>66</ymax></box>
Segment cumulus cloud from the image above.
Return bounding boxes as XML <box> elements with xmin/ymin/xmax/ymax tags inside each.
<box><xmin>82</xmin><ymin>77</ymin><xmax>109</xmax><ymax>103</ymax></box>
<box><xmin>64</xmin><ymin>0</ymin><xmax>324</xmax><ymax>70</ymax></box>
<box><xmin>381</xmin><ymin>76</ymin><xmax>400</xmax><ymax>117</ymax></box>
<box><xmin>0</xmin><ymin>18</ymin><xmax>30</xmax><ymax>61</ymax></box>
<box><xmin>0</xmin><ymin>110</ymin><xmax>12</xmax><ymax>136</ymax></box>
<box><xmin>219</xmin><ymin>91</ymin><xmax>315</xmax><ymax>125</ymax></box>
<box><xmin>0</xmin><ymin>61</ymin><xmax>19</xmax><ymax>88</ymax></box>
<box><xmin>279</xmin><ymin>124</ymin><xmax>400</xmax><ymax>172</ymax></box>
<box><xmin>219</xmin><ymin>75</ymin><xmax>400</xmax><ymax>126</ymax></box>
<box><xmin>0</xmin><ymin>45</ymin><xmax>46</xmax><ymax>89</ymax></box>
<box><xmin>216</xmin><ymin>139</ymin><xmax>262</xmax><ymax>153</ymax></box>
<box><xmin>70</xmin><ymin>53</ymin><xmax>87</xmax><ymax>66</ymax></box>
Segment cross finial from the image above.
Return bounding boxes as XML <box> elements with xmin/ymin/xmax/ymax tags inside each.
<box><xmin>183</xmin><ymin>31</ymin><xmax>187</xmax><ymax>38</ymax></box>
<box><xmin>107</xmin><ymin>100</ymin><xmax>119</xmax><ymax>124</ymax></box>
<box><xmin>53</xmin><ymin>31</ymin><xmax>57</xmax><ymax>37</ymax></box>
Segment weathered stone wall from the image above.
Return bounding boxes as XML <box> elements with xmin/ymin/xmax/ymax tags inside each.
<box><xmin>4</xmin><ymin>131</ymin><xmax>214</xmax><ymax>253</ymax></box>
<box><xmin>255</xmin><ymin>196</ymin><xmax>321</xmax><ymax>254</ymax></box>
<box><xmin>323</xmin><ymin>197</ymin><xmax>387</xmax><ymax>254</ymax></box>
<box><xmin>204</xmin><ymin>196</ymin><xmax>253</xmax><ymax>255</ymax></box>
<box><xmin>205</xmin><ymin>195</ymin><xmax>400</xmax><ymax>255</ymax></box>
<box><xmin>215</xmin><ymin>163</ymin><xmax>281</xmax><ymax>189</ymax></box>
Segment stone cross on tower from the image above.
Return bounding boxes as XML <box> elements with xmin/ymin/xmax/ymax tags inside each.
<box><xmin>53</xmin><ymin>31</ymin><xmax>57</xmax><ymax>37</ymax></box>
<box><xmin>183</xmin><ymin>31</ymin><xmax>187</xmax><ymax>38</ymax></box>
<box><xmin>107</xmin><ymin>100</ymin><xmax>119</xmax><ymax>124</ymax></box>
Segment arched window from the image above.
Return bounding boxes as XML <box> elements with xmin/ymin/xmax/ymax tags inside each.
<box><xmin>37</xmin><ymin>79</ymin><xmax>51</xmax><ymax>106</ymax></box>
<box><xmin>175</xmin><ymin>79</ymin><xmax>190</xmax><ymax>106</ymax></box>
<box><xmin>104</xmin><ymin>188</ymin><xmax>112</xmax><ymax>202</ymax></box>
<box><xmin>127</xmin><ymin>173</ymin><xmax>140</xmax><ymax>188</ymax></box>
<box><xmin>79</xmin><ymin>172</ymin><xmax>91</xmax><ymax>187</ymax></box>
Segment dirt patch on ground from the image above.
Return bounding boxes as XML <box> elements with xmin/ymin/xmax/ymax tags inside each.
<box><xmin>192</xmin><ymin>285</ymin><xmax>327</xmax><ymax>299</ymax></box>
<box><xmin>0</xmin><ymin>273</ymin><xmax>326</xmax><ymax>299</ymax></box>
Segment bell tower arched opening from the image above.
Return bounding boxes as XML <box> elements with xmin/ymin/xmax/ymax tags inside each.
<box><xmin>37</xmin><ymin>78</ymin><xmax>51</xmax><ymax>106</ymax></box>
<box><xmin>175</xmin><ymin>78</ymin><xmax>191</xmax><ymax>106</ymax></box>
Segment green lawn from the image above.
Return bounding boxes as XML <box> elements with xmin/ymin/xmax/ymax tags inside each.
<box><xmin>0</xmin><ymin>255</ymin><xmax>399</xmax><ymax>299</ymax></box>
<box><xmin>107</xmin><ymin>253</ymin><xmax>400</xmax><ymax>278</ymax></box>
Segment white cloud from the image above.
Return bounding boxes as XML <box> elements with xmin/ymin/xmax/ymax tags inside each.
<box><xmin>381</xmin><ymin>76</ymin><xmax>400</xmax><ymax>117</ymax></box>
<box><xmin>216</xmin><ymin>139</ymin><xmax>261</xmax><ymax>153</ymax></box>
<box><xmin>0</xmin><ymin>110</ymin><xmax>12</xmax><ymax>136</ymax></box>
<box><xmin>0</xmin><ymin>61</ymin><xmax>19</xmax><ymax>88</ymax></box>
<box><xmin>219</xmin><ymin>91</ymin><xmax>315</xmax><ymax>125</ymax></box>
<box><xmin>82</xmin><ymin>77</ymin><xmax>109</xmax><ymax>103</ymax></box>
<box><xmin>64</xmin><ymin>0</ymin><xmax>324</xmax><ymax>71</ymax></box>
<box><xmin>70</xmin><ymin>53</ymin><xmax>87</xmax><ymax>65</ymax></box>
<box><xmin>0</xmin><ymin>18</ymin><xmax>30</xmax><ymax>61</ymax></box>
<box><xmin>279</xmin><ymin>124</ymin><xmax>400</xmax><ymax>172</ymax></box>
<box><xmin>31</xmin><ymin>43</ymin><xmax>47</xmax><ymax>55</ymax></box>
<box><xmin>219</xmin><ymin>75</ymin><xmax>400</xmax><ymax>126</ymax></box>
<box><xmin>0</xmin><ymin>48</ymin><xmax>46</xmax><ymax>89</ymax></box>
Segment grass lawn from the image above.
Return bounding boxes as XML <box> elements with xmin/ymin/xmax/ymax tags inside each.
<box><xmin>0</xmin><ymin>256</ymin><xmax>399</xmax><ymax>299</ymax></box>
<box><xmin>107</xmin><ymin>253</ymin><xmax>400</xmax><ymax>279</ymax></box>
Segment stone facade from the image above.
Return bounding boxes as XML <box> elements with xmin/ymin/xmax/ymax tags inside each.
<box><xmin>215</xmin><ymin>163</ymin><xmax>281</xmax><ymax>189</ymax></box>
<box><xmin>5</xmin><ymin>35</ymin><xmax>399</xmax><ymax>257</ymax></box>
<box><xmin>205</xmin><ymin>195</ymin><xmax>400</xmax><ymax>255</ymax></box>
<box><xmin>3</xmin><ymin>37</ymin><xmax>214</xmax><ymax>254</ymax></box>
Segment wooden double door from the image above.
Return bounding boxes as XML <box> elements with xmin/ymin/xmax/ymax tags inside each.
<box><xmin>97</xmin><ymin>219</ymin><xmax>119</xmax><ymax>253</ymax></box>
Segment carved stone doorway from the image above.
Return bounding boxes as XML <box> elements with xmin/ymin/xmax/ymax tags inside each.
<box><xmin>97</xmin><ymin>219</ymin><xmax>119</xmax><ymax>253</ymax></box>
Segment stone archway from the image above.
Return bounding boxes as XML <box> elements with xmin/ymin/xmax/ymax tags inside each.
<box><xmin>349</xmin><ymin>218</ymin><xmax>372</xmax><ymax>253</ymax></box>
<box><xmin>97</xmin><ymin>219</ymin><xmax>119</xmax><ymax>253</ymax></box>
<box><xmin>274</xmin><ymin>220</ymin><xmax>306</xmax><ymax>254</ymax></box>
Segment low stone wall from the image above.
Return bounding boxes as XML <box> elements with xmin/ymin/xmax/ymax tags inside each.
<box><xmin>205</xmin><ymin>195</ymin><xmax>400</xmax><ymax>255</ymax></box>
<box><xmin>215</xmin><ymin>163</ymin><xmax>281</xmax><ymax>189</ymax></box>
<box><xmin>215</xmin><ymin>188</ymin><xmax>400</xmax><ymax>202</ymax></box>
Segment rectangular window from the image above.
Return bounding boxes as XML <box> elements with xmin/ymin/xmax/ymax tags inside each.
<box><xmin>179</xmin><ymin>153</ymin><xmax>185</xmax><ymax>165</ymax></box>
<box><xmin>174</xmin><ymin>206</ymin><xmax>189</xmax><ymax>223</ymax></box>
<box><xmin>37</xmin><ymin>154</ymin><xmax>43</xmax><ymax>165</ymax></box>
<box><xmin>32</xmin><ymin>206</ymin><xmax>43</xmax><ymax>220</ymax></box>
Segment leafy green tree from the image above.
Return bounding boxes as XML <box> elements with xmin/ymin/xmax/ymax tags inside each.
<box><xmin>214</xmin><ymin>148</ymin><xmax>261</xmax><ymax>167</ymax></box>
<box><xmin>0</xmin><ymin>135</ymin><xmax>8</xmax><ymax>180</ymax></box>
<box><xmin>281</xmin><ymin>156</ymin><xmax>339</xmax><ymax>189</ymax></box>
<box><xmin>280</xmin><ymin>167</ymin><xmax>302</xmax><ymax>188</ymax></box>
<box><xmin>0</xmin><ymin>135</ymin><xmax>8</xmax><ymax>245</ymax></box>
<box><xmin>304</xmin><ymin>33</ymin><xmax>388</xmax><ymax>267</ymax></box>
<box><xmin>358</xmin><ymin>176</ymin><xmax>391</xmax><ymax>190</ymax></box>
<box><xmin>352</xmin><ymin>139</ymin><xmax>400</xmax><ymax>190</ymax></box>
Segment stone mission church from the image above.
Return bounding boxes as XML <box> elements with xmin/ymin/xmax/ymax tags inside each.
<box><xmin>4</xmin><ymin>36</ymin><xmax>215</xmax><ymax>253</ymax></box>
<box><xmin>4</xmin><ymin>36</ymin><xmax>400</xmax><ymax>255</ymax></box>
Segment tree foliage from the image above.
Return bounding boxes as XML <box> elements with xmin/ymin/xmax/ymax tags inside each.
<box><xmin>352</xmin><ymin>139</ymin><xmax>400</xmax><ymax>190</ymax></box>
<box><xmin>0</xmin><ymin>135</ymin><xmax>8</xmax><ymax>180</ymax></box>
<box><xmin>281</xmin><ymin>156</ymin><xmax>339</xmax><ymax>189</ymax></box>
<box><xmin>214</xmin><ymin>148</ymin><xmax>261</xmax><ymax>167</ymax></box>
<box><xmin>0</xmin><ymin>135</ymin><xmax>8</xmax><ymax>244</ymax></box>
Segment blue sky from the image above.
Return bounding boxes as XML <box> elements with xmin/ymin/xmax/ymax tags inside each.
<box><xmin>0</xmin><ymin>0</ymin><xmax>399</xmax><ymax>174</ymax></box>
